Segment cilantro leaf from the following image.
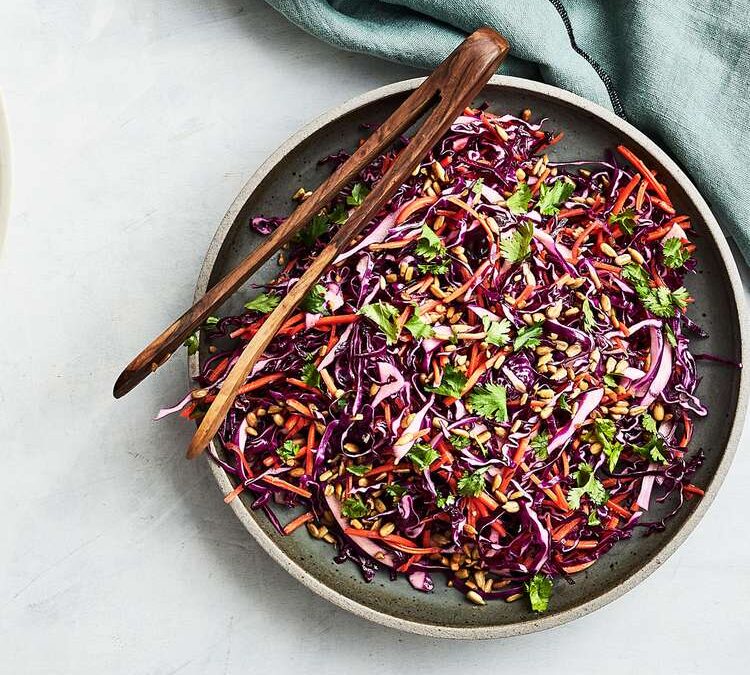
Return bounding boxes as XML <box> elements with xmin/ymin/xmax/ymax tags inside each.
<box><xmin>457</xmin><ymin>467</ymin><xmax>489</xmax><ymax>497</ymax></box>
<box><xmin>537</xmin><ymin>179</ymin><xmax>575</xmax><ymax>216</ymax></box>
<box><xmin>568</xmin><ymin>463</ymin><xmax>608</xmax><ymax>508</ymax></box>
<box><xmin>531</xmin><ymin>430</ymin><xmax>549</xmax><ymax>460</ymax></box>
<box><xmin>590</xmin><ymin>418</ymin><xmax>622</xmax><ymax>472</ymax></box>
<box><xmin>506</xmin><ymin>183</ymin><xmax>532</xmax><ymax>214</ymax></box>
<box><xmin>300</xmin><ymin>359</ymin><xmax>321</xmax><ymax>388</ymax></box>
<box><xmin>634</xmin><ymin>435</ymin><xmax>668</xmax><ymax>464</ymax></box>
<box><xmin>641</xmin><ymin>413</ymin><xmax>657</xmax><ymax>435</ymax></box>
<box><xmin>472</xmin><ymin>178</ymin><xmax>484</xmax><ymax>197</ymax></box>
<box><xmin>358</xmin><ymin>302</ymin><xmax>399</xmax><ymax>344</ymax></box>
<box><xmin>385</xmin><ymin>484</ymin><xmax>407</xmax><ymax>500</ymax></box>
<box><xmin>346</xmin><ymin>182</ymin><xmax>369</xmax><ymax>206</ymax></box>
<box><xmin>609</xmin><ymin>207</ymin><xmax>638</xmax><ymax>235</ymax></box>
<box><xmin>405</xmin><ymin>314</ymin><xmax>434</xmax><ymax>340</ymax></box>
<box><xmin>468</xmin><ymin>383</ymin><xmax>508</xmax><ymax>422</ymax></box>
<box><xmin>513</xmin><ymin>322</ymin><xmax>543</xmax><ymax>351</ymax></box>
<box><xmin>204</xmin><ymin>316</ymin><xmax>220</xmax><ymax>329</ymax></box>
<box><xmin>408</xmin><ymin>442</ymin><xmax>440</xmax><ymax>471</ymax></box>
<box><xmin>297</xmin><ymin>213</ymin><xmax>329</xmax><ymax>247</ymax></box>
<box><xmin>449</xmin><ymin>434</ymin><xmax>472</xmax><ymax>450</ymax></box>
<box><xmin>277</xmin><ymin>440</ymin><xmax>299</xmax><ymax>463</ymax></box>
<box><xmin>665</xmin><ymin>324</ymin><xmax>677</xmax><ymax>347</ymax></box>
<box><xmin>603</xmin><ymin>373</ymin><xmax>618</xmax><ymax>388</ymax></box>
<box><xmin>341</xmin><ymin>496</ymin><xmax>368</xmax><ymax>519</ymax></box>
<box><xmin>244</xmin><ymin>293</ymin><xmax>280</xmax><ymax>314</ymax></box>
<box><xmin>588</xmin><ymin>511</ymin><xmax>601</xmax><ymax>526</ymax></box>
<box><xmin>301</xmin><ymin>283</ymin><xmax>326</xmax><ymax>314</ymax></box>
<box><xmin>526</xmin><ymin>574</ymin><xmax>553</xmax><ymax>613</ymax></box>
<box><xmin>500</xmin><ymin>222</ymin><xmax>534</xmax><ymax>263</ymax></box>
<box><xmin>558</xmin><ymin>394</ymin><xmax>571</xmax><ymax>412</ymax></box>
<box><xmin>662</xmin><ymin>237</ymin><xmax>691</xmax><ymax>269</ymax></box>
<box><xmin>414</xmin><ymin>223</ymin><xmax>446</xmax><ymax>261</ymax></box>
<box><xmin>183</xmin><ymin>333</ymin><xmax>199</xmax><ymax>355</ymax></box>
<box><xmin>482</xmin><ymin>315</ymin><xmax>511</xmax><ymax>347</ymax></box>
<box><xmin>346</xmin><ymin>465</ymin><xmax>371</xmax><ymax>477</ymax></box>
<box><xmin>426</xmin><ymin>365</ymin><xmax>467</xmax><ymax>398</ymax></box>
<box><xmin>582</xmin><ymin>297</ymin><xmax>595</xmax><ymax>331</ymax></box>
<box><xmin>417</xmin><ymin>259</ymin><xmax>449</xmax><ymax>275</ymax></box>
<box><xmin>436</xmin><ymin>493</ymin><xmax>456</xmax><ymax>509</ymax></box>
<box><xmin>622</xmin><ymin>264</ymin><xmax>689</xmax><ymax>317</ymax></box>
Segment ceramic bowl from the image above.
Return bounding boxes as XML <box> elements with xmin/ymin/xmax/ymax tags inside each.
<box><xmin>189</xmin><ymin>76</ymin><xmax>748</xmax><ymax>638</ymax></box>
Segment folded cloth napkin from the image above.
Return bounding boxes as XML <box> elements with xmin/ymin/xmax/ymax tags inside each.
<box><xmin>265</xmin><ymin>0</ymin><xmax>750</xmax><ymax>264</ymax></box>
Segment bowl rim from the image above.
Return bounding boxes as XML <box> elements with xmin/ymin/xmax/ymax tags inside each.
<box><xmin>191</xmin><ymin>75</ymin><xmax>749</xmax><ymax>639</ymax></box>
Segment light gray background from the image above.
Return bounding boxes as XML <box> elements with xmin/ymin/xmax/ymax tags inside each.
<box><xmin>1</xmin><ymin>1</ymin><xmax>747</xmax><ymax>673</ymax></box>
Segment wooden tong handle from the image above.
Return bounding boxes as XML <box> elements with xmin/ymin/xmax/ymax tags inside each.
<box><xmin>185</xmin><ymin>28</ymin><xmax>509</xmax><ymax>458</ymax></box>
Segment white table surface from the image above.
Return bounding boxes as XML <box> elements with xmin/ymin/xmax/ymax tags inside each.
<box><xmin>1</xmin><ymin>1</ymin><xmax>748</xmax><ymax>673</ymax></box>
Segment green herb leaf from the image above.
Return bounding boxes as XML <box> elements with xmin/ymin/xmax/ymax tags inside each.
<box><xmin>414</xmin><ymin>223</ymin><xmax>446</xmax><ymax>261</ymax></box>
<box><xmin>204</xmin><ymin>316</ymin><xmax>220</xmax><ymax>328</ymax></box>
<box><xmin>385</xmin><ymin>484</ymin><xmax>407</xmax><ymax>500</ymax></box>
<box><xmin>634</xmin><ymin>433</ymin><xmax>668</xmax><ymax>464</ymax></box>
<box><xmin>588</xmin><ymin>511</ymin><xmax>601</xmax><ymax>526</ymax></box>
<box><xmin>513</xmin><ymin>322</ymin><xmax>543</xmax><ymax>351</ymax></box>
<box><xmin>408</xmin><ymin>442</ymin><xmax>440</xmax><ymax>471</ymax></box>
<box><xmin>609</xmin><ymin>208</ymin><xmax>638</xmax><ymax>235</ymax></box>
<box><xmin>582</xmin><ymin>298</ymin><xmax>595</xmax><ymax>331</ymax></box>
<box><xmin>506</xmin><ymin>183</ymin><xmax>532</xmax><ymax>214</ymax></box>
<box><xmin>603</xmin><ymin>373</ymin><xmax>618</xmax><ymax>388</ymax></box>
<box><xmin>665</xmin><ymin>324</ymin><xmax>677</xmax><ymax>348</ymax></box>
<box><xmin>301</xmin><ymin>283</ymin><xmax>327</xmax><ymax>314</ymax></box>
<box><xmin>537</xmin><ymin>179</ymin><xmax>575</xmax><ymax>216</ymax></box>
<box><xmin>482</xmin><ymin>316</ymin><xmax>511</xmax><ymax>347</ymax></box>
<box><xmin>472</xmin><ymin>178</ymin><xmax>484</xmax><ymax>197</ymax></box>
<box><xmin>568</xmin><ymin>463</ymin><xmax>608</xmax><ymax>508</ymax></box>
<box><xmin>436</xmin><ymin>493</ymin><xmax>456</xmax><ymax>509</ymax></box>
<box><xmin>641</xmin><ymin>413</ymin><xmax>657</xmax><ymax>435</ymax></box>
<box><xmin>662</xmin><ymin>237</ymin><xmax>691</xmax><ymax>269</ymax></box>
<box><xmin>426</xmin><ymin>365</ymin><xmax>467</xmax><ymax>398</ymax></box>
<box><xmin>358</xmin><ymin>301</ymin><xmax>399</xmax><ymax>345</ymax></box>
<box><xmin>468</xmin><ymin>383</ymin><xmax>508</xmax><ymax>423</ymax></box>
<box><xmin>277</xmin><ymin>440</ymin><xmax>299</xmax><ymax>463</ymax></box>
<box><xmin>590</xmin><ymin>418</ymin><xmax>622</xmax><ymax>472</ymax></box>
<box><xmin>183</xmin><ymin>333</ymin><xmax>199</xmax><ymax>355</ymax></box>
<box><xmin>500</xmin><ymin>222</ymin><xmax>534</xmax><ymax>262</ymax></box>
<box><xmin>244</xmin><ymin>293</ymin><xmax>280</xmax><ymax>314</ymax></box>
<box><xmin>526</xmin><ymin>574</ymin><xmax>553</xmax><ymax>613</ymax></box>
<box><xmin>405</xmin><ymin>314</ymin><xmax>434</xmax><ymax>340</ymax></box>
<box><xmin>449</xmin><ymin>434</ymin><xmax>471</xmax><ymax>450</ymax></box>
<box><xmin>346</xmin><ymin>465</ymin><xmax>371</xmax><ymax>477</ymax></box>
<box><xmin>558</xmin><ymin>394</ymin><xmax>571</xmax><ymax>412</ymax></box>
<box><xmin>622</xmin><ymin>264</ymin><xmax>690</xmax><ymax>318</ymax></box>
<box><xmin>297</xmin><ymin>213</ymin><xmax>329</xmax><ymax>247</ymax></box>
<box><xmin>417</xmin><ymin>259</ymin><xmax>449</xmax><ymax>275</ymax></box>
<box><xmin>341</xmin><ymin>496</ymin><xmax>368</xmax><ymax>519</ymax></box>
<box><xmin>328</xmin><ymin>203</ymin><xmax>348</xmax><ymax>224</ymax></box>
<box><xmin>346</xmin><ymin>182</ymin><xmax>369</xmax><ymax>207</ymax></box>
<box><xmin>457</xmin><ymin>467</ymin><xmax>489</xmax><ymax>497</ymax></box>
<box><xmin>531</xmin><ymin>430</ymin><xmax>550</xmax><ymax>460</ymax></box>
<box><xmin>300</xmin><ymin>359</ymin><xmax>321</xmax><ymax>388</ymax></box>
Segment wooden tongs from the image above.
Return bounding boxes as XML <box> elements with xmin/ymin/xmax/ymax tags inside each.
<box><xmin>114</xmin><ymin>27</ymin><xmax>510</xmax><ymax>459</ymax></box>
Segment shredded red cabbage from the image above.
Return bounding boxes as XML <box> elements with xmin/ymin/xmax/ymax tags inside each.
<box><xmin>162</xmin><ymin>105</ymin><xmax>739</xmax><ymax>613</ymax></box>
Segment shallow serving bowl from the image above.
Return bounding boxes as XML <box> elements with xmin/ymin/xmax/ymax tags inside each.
<box><xmin>189</xmin><ymin>75</ymin><xmax>748</xmax><ymax>638</ymax></box>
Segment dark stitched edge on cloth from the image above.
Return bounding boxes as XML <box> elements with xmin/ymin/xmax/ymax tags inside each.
<box><xmin>546</xmin><ymin>0</ymin><xmax>627</xmax><ymax>120</ymax></box>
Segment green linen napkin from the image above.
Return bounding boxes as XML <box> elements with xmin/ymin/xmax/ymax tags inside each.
<box><xmin>265</xmin><ymin>0</ymin><xmax>750</xmax><ymax>263</ymax></box>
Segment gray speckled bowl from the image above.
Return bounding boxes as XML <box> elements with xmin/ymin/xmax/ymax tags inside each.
<box><xmin>189</xmin><ymin>76</ymin><xmax>748</xmax><ymax>638</ymax></box>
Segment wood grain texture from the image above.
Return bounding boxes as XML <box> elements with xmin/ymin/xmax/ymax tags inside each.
<box><xmin>113</xmin><ymin>28</ymin><xmax>508</xmax><ymax>399</ymax></box>
<box><xmin>184</xmin><ymin>27</ymin><xmax>509</xmax><ymax>458</ymax></box>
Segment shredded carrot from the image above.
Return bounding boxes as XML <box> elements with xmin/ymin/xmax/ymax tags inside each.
<box><xmin>395</xmin><ymin>195</ymin><xmax>438</xmax><ymax>225</ymax></box>
<box><xmin>562</xmin><ymin>560</ymin><xmax>597</xmax><ymax>574</ymax></box>
<box><xmin>261</xmin><ymin>475</ymin><xmax>312</xmax><ymax>499</ymax></box>
<box><xmin>570</xmin><ymin>221</ymin><xmax>600</xmax><ymax>262</ymax></box>
<box><xmin>635</xmin><ymin>178</ymin><xmax>648</xmax><ymax>210</ymax></box>
<box><xmin>305</xmin><ymin>423</ymin><xmax>315</xmax><ymax>475</ymax></box>
<box><xmin>283</xmin><ymin>511</ymin><xmax>314</xmax><ymax>535</ymax></box>
<box><xmin>237</xmin><ymin>373</ymin><xmax>284</xmax><ymax>395</ymax></box>
<box><xmin>611</xmin><ymin>172</ymin><xmax>641</xmax><ymax>215</ymax></box>
<box><xmin>606</xmin><ymin>499</ymin><xmax>631</xmax><ymax>518</ymax></box>
<box><xmin>223</xmin><ymin>482</ymin><xmax>245</xmax><ymax>504</ymax></box>
<box><xmin>206</xmin><ymin>357</ymin><xmax>230</xmax><ymax>383</ymax></box>
<box><xmin>315</xmin><ymin>314</ymin><xmax>359</xmax><ymax>327</ymax></box>
<box><xmin>616</xmin><ymin>145</ymin><xmax>672</xmax><ymax>205</ymax></box>
<box><xmin>286</xmin><ymin>377</ymin><xmax>320</xmax><ymax>393</ymax></box>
